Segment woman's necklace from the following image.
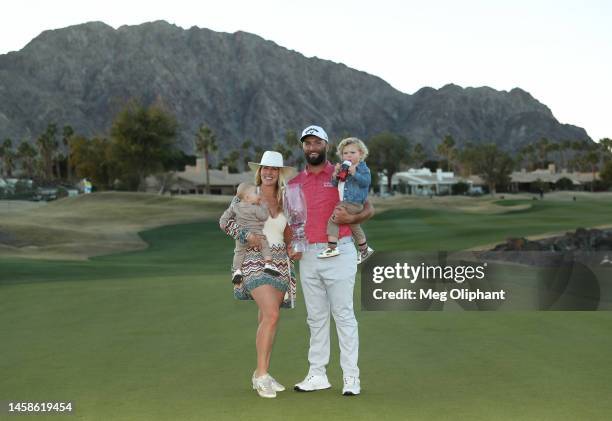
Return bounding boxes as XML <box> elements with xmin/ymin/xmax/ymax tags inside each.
<box><xmin>261</xmin><ymin>190</ymin><xmax>278</xmax><ymax>218</ymax></box>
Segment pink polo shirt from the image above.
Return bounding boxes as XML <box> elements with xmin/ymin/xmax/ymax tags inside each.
<box><xmin>288</xmin><ymin>161</ymin><xmax>351</xmax><ymax>243</ymax></box>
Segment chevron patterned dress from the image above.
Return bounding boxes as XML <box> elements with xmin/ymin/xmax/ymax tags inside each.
<box><xmin>224</xmin><ymin>213</ymin><xmax>297</xmax><ymax>309</ymax></box>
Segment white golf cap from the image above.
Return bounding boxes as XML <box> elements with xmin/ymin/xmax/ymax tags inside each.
<box><xmin>300</xmin><ymin>125</ymin><xmax>329</xmax><ymax>143</ymax></box>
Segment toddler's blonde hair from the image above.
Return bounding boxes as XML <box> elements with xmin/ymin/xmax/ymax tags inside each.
<box><xmin>236</xmin><ymin>182</ymin><xmax>256</xmax><ymax>200</ymax></box>
<box><xmin>337</xmin><ymin>137</ymin><xmax>369</xmax><ymax>161</ymax></box>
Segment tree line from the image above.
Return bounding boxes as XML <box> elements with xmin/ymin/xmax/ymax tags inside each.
<box><xmin>1</xmin><ymin>101</ymin><xmax>611</xmax><ymax>193</ymax></box>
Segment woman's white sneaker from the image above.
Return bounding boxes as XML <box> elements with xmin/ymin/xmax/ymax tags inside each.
<box><xmin>342</xmin><ymin>376</ymin><xmax>361</xmax><ymax>396</ymax></box>
<box><xmin>253</xmin><ymin>374</ymin><xmax>276</xmax><ymax>398</ymax></box>
<box><xmin>252</xmin><ymin>371</ymin><xmax>285</xmax><ymax>392</ymax></box>
<box><xmin>294</xmin><ymin>374</ymin><xmax>332</xmax><ymax>391</ymax></box>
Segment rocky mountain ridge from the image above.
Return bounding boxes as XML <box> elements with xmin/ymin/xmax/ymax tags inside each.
<box><xmin>0</xmin><ymin>20</ymin><xmax>591</xmax><ymax>155</ymax></box>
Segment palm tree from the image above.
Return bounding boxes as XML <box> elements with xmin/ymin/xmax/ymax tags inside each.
<box><xmin>584</xmin><ymin>150</ymin><xmax>599</xmax><ymax>192</ymax></box>
<box><xmin>535</xmin><ymin>137</ymin><xmax>550</xmax><ymax>168</ymax></box>
<box><xmin>411</xmin><ymin>142</ymin><xmax>426</xmax><ymax>169</ymax></box>
<box><xmin>560</xmin><ymin>139</ymin><xmax>573</xmax><ymax>170</ymax></box>
<box><xmin>37</xmin><ymin>123</ymin><xmax>58</xmax><ymax>182</ymax></box>
<box><xmin>241</xmin><ymin>139</ymin><xmax>253</xmax><ymax>171</ymax></box>
<box><xmin>519</xmin><ymin>143</ymin><xmax>537</xmax><ymax>170</ymax></box>
<box><xmin>547</xmin><ymin>142</ymin><xmax>560</xmax><ymax>170</ymax></box>
<box><xmin>194</xmin><ymin>124</ymin><xmax>218</xmax><ymax>194</ymax></box>
<box><xmin>17</xmin><ymin>142</ymin><xmax>37</xmax><ymax>179</ymax></box>
<box><xmin>1</xmin><ymin>138</ymin><xmax>15</xmax><ymax>177</ymax></box>
<box><xmin>63</xmin><ymin>125</ymin><xmax>74</xmax><ymax>182</ymax></box>
<box><xmin>436</xmin><ymin>135</ymin><xmax>455</xmax><ymax>171</ymax></box>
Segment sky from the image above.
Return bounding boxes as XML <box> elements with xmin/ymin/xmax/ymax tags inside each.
<box><xmin>1</xmin><ymin>0</ymin><xmax>610</xmax><ymax>141</ymax></box>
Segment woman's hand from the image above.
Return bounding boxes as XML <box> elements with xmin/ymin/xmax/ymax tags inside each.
<box><xmin>287</xmin><ymin>247</ymin><xmax>302</xmax><ymax>261</ymax></box>
<box><xmin>247</xmin><ymin>233</ymin><xmax>265</xmax><ymax>250</ymax></box>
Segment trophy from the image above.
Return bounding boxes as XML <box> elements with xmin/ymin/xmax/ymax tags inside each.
<box><xmin>284</xmin><ymin>184</ymin><xmax>308</xmax><ymax>252</ymax></box>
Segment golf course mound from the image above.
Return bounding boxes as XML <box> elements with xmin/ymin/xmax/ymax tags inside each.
<box><xmin>0</xmin><ymin>192</ymin><xmax>230</xmax><ymax>260</ymax></box>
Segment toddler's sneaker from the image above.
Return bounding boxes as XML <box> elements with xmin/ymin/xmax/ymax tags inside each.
<box><xmin>232</xmin><ymin>269</ymin><xmax>243</xmax><ymax>284</ymax></box>
<box><xmin>263</xmin><ymin>263</ymin><xmax>281</xmax><ymax>277</ymax></box>
<box><xmin>317</xmin><ymin>247</ymin><xmax>340</xmax><ymax>259</ymax></box>
<box><xmin>357</xmin><ymin>246</ymin><xmax>374</xmax><ymax>264</ymax></box>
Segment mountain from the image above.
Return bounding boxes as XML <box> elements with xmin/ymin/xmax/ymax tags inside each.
<box><xmin>0</xmin><ymin>20</ymin><xmax>591</xmax><ymax>156</ymax></box>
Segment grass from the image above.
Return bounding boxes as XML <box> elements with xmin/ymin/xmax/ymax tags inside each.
<box><xmin>1</xmin><ymin>193</ymin><xmax>612</xmax><ymax>420</ymax></box>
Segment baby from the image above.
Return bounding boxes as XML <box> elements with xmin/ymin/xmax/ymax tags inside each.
<box><xmin>318</xmin><ymin>137</ymin><xmax>374</xmax><ymax>264</ymax></box>
<box><xmin>227</xmin><ymin>182</ymin><xmax>281</xmax><ymax>284</ymax></box>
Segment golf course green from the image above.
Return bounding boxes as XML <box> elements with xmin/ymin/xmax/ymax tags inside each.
<box><xmin>1</xmin><ymin>194</ymin><xmax>611</xmax><ymax>420</ymax></box>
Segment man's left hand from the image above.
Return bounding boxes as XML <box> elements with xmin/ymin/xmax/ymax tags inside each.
<box><xmin>332</xmin><ymin>204</ymin><xmax>354</xmax><ymax>225</ymax></box>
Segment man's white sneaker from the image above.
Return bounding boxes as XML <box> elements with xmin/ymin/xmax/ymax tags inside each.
<box><xmin>263</xmin><ymin>263</ymin><xmax>281</xmax><ymax>277</ymax></box>
<box><xmin>294</xmin><ymin>374</ymin><xmax>332</xmax><ymax>392</ymax></box>
<box><xmin>253</xmin><ymin>374</ymin><xmax>276</xmax><ymax>398</ymax></box>
<box><xmin>252</xmin><ymin>371</ymin><xmax>285</xmax><ymax>392</ymax></box>
<box><xmin>317</xmin><ymin>247</ymin><xmax>340</xmax><ymax>259</ymax></box>
<box><xmin>342</xmin><ymin>376</ymin><xmax>361</xmax><ymax>396</ymax></box>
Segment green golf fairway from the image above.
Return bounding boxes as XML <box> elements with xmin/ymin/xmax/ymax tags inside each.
<box><xmin>1</xmin><ymin>198</ymin><xmax>611</xmax><ymax>420</ymax></box>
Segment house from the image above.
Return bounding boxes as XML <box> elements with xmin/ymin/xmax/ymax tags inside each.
<box><xmin>380</xmin><ymin>168</ymin><xmax>472</xmax><ymax>196</ymax></box>
<box><xmin>146</xmin><ymin>158</ymin><xmax>254</xmax><ymax>195</ymax></box>
<box><xmin>509</xmin><ymin>164</ymin><xmax>598</xmax><ymax>192</ymax></box>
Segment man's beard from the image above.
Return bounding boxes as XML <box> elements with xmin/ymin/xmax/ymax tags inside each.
<box><xmin>305</xmin><ymin>149</ymin><xmax>326</xmax><ymax>165</ymax></box>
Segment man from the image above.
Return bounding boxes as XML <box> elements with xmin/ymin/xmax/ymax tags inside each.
<box><xmin>289</xmin><ymin>125</ymin><xmax>374</xmax><ymax>396</ymax></box>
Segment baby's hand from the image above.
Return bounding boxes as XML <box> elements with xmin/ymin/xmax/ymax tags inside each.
<box><xmin>334</xmin><ymin>163</ymin><xmax>341</xmax><ymax>173</ymax></box>
<box><xmin>349</xmin><ymin>164</ymin><xmax>357</xmax><ymax>175</ymax></box>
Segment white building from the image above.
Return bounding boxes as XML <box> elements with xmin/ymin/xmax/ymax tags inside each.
<box><xmin>380</xmin><ymin>168</ymin><xmax>469</xmax><ymax>196</ymax></box>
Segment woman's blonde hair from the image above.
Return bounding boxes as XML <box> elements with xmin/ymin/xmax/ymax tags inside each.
<box><xmin>254</xmin><ymin>166</ymin><xmax>286</xmax><ymax>210</ymax></box>
<box><xmin>337</xmin><ymin>137</ymin><xmax>369</xmax><ymax>161</ymax></box>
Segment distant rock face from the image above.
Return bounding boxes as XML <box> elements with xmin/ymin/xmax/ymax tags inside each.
<box><xmin>0</xmin><ymin>21</ymin><xmax>591</xmax><ymax>155</ymax></box>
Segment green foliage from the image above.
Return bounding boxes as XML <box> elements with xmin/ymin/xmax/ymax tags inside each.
<box><xmin>111</xmin><ymin>100</ymin><xmax>178</xmax><ymax>190</ymax></box>
<box><xmin>555</xmin><ymin>177</ymin><xmax>574</xmax><ymax>191</ymax></box>
<box><xmin>240</xmin><ymin>139</ymin><xmax>254</xmax><ymax>171</ymax></box>
<box><xmin>531</xmin><ymin>178</ymin><xmax>551</xmax><ymax>193</ymax></box>
<box><xmin>163</xmin><ymin>150</ymin><xmax>196</xmax><ymax>172</ymax></box>
<box><xmin>471</xmin><ymin>143</ymin><xmax>514</xmax><ymax>194</ymax></box>
<box><xmin>600</xmin><ymin>160</ymin><xmax>612</xmax><ymax>189</ymax></box>
<box><xmin>217</xmin><ymin>149</ymin><xmax>241</xmax><ymax>173</ymax></box>
<box><xmin>397</xmin><ymin>179</ymin><xmax>408</xmax><ymax>194</ymax></box>
<box><xmin>457</xmin><ymin>141</ymin><xmax>479</xmax><ymax>176</ymax></box>
<box><xmin>70</xmin><ymin>136</ymin><xmax>115</xmax><ymax>189</ymax></box>
<box><xmin>452</xmin><ymin>181</ymin><xmax>470</xmax><ymax>195</ymax></box>
<box><xmin>273</xmin><ymin>130</ymin><xmax>303</xmax><ymax>168</ymax></box>
<box><xmin>368</xmin><ymin>132</ymin><xmax>411</xmax><ymax>191</ymax></box>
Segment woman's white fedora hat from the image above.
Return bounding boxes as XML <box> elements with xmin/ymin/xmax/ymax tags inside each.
<box><xmin>248</xmin><ymin>151</ymin><xmax>296</xmax><ymax>178</ymax></box>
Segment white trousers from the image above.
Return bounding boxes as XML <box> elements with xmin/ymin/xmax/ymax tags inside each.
<box><xmin>299</xmin><ymin>237</ymin><xmax>360</xmax><ymax>377</ymax></box>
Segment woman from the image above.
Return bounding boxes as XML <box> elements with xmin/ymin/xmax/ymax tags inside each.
<box><xmin>219</xmin><ymin>150</ymin><xmax>298</xmax><ymax>399</ymax></box>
